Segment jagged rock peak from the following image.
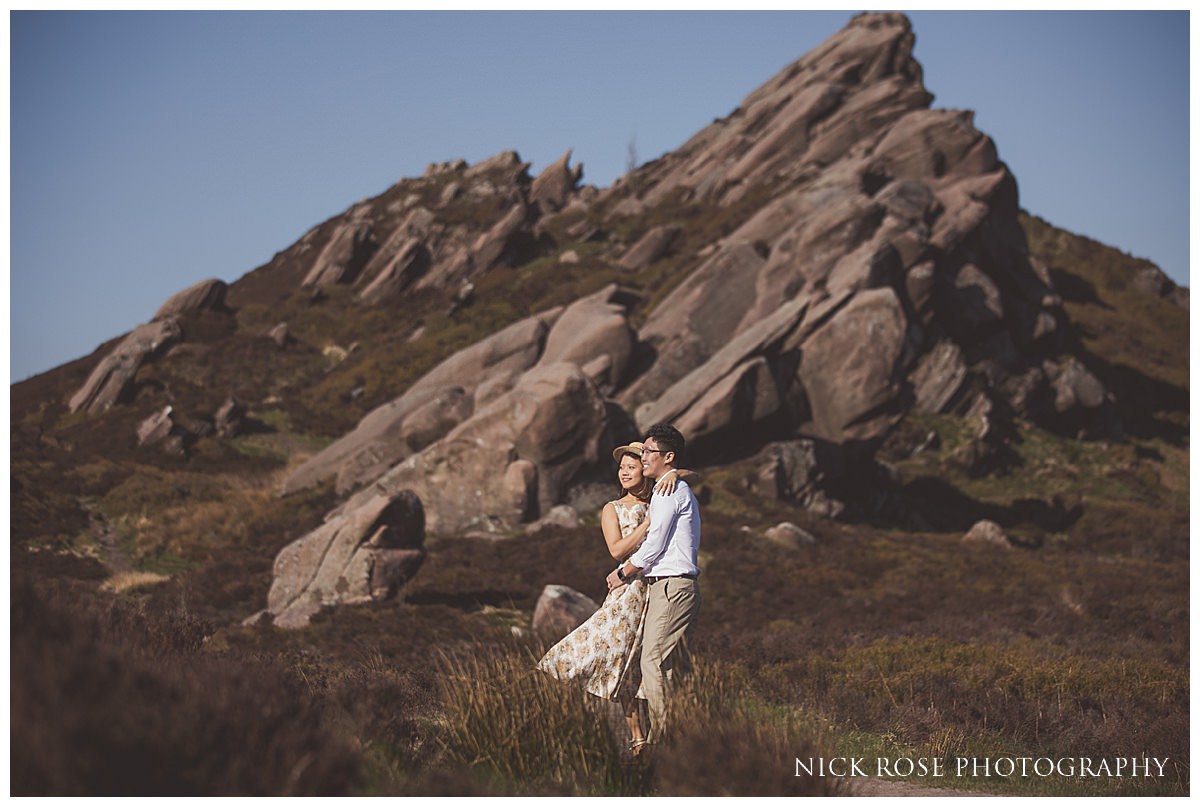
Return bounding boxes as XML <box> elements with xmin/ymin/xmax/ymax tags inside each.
<box><xmin>627</xmin><ymin>12</ymin><xmax>931</xmax><ymax>208</ymax></box>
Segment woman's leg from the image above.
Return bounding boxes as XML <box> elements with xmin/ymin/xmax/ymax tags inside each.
<box><xmin>623</xmin><ymin>697</ymin><xmax>648</xmax><ymax>756</ymax></box>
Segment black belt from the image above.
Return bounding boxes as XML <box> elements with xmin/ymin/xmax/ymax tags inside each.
<box><xmin>644</xmin><ymin>573</ymin><xmax>697</xmax><ymax>584</ymax></box>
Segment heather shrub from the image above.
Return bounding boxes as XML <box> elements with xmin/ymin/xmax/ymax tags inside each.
<box><xmin>433</xmin><ymin>642</ymin><xmax>841</xmax><ymax>796</ymax></box>
<box><xmin>435</xmin><ymin>643</ymin><xmax>647</xmax><ymax>795</ymax></box>
<box><xmin>11</xmin><ymin>575</ymin><xmax>361</xmax><ymax>796</ymax></box>
<box><xmin>651</xmin><ymin>660</ymin><xmax>845</xmax><ymax>796</ymax></box>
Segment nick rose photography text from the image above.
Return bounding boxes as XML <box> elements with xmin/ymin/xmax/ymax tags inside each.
<box><xmin>796</xmin><ymin>756</ymin><xmax>1171</xmax><ymax>779</ymax></box>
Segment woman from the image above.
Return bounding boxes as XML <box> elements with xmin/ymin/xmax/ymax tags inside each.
<box><xmin>536</xmin><ymin>442</ymin><xmax>690</xmax><ymax>757</ymax></box>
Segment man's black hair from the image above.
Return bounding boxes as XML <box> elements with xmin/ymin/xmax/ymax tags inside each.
<box><xmin>644</xmin><ymin>423</ymin><xmax>685</xmax><ymax>461</ymax></box>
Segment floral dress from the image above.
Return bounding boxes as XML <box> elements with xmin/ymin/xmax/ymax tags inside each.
<box><xmin>536</xmin><ymin>499</ymin><xmax>649</xmax><ymax>702</ymax></box>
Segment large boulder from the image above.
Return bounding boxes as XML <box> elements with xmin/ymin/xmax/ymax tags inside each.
<box><xmin>532</xmin><ymin>584</ymin><xmax>598</xmax><ymax>638</ymax></box>
<box><xmin>529</xmin><ymin>150</ymin><xmax>582</xmax><ymax>214</ymax></box>
<box><xmin>909</xmin><ymin>340</ymin><xmax>968</xmax><ymax>414</ymax></box>
<box><xmin>764</xmin><ymin>522</ymin><xmax>817</xmax><ymax>550</ymax></box>
<box><xmin>795</xmin><ymin>287</ymin><xmax>910</xmax><ymax>443</ymax></box>
<box><xmin>67</xmin><ymin>318</ymin><xmax>183</xmax><ymax>414</ymax></box>
<box><xmin>303</xmin><ymin>220</ymin><xmax>378</xmax><ymax>287</ymax></box>
<box><xmin>536</xmin><ymin>284</ymin><xmax>636</xmax><ymax>389</ymax></box>
<box><xmin>620</xmin><ymin>242</ymin><xmax>767</xmax><ymax>407</ymax></box>
<box><xmin>335</xmin><ymin>361</ymin><xmax>607</xmax><ymax>535</ymax></box>
<box><xmin>137</xmin><ymin>405</ymin><xmax>178</xmax><ymax>447</ymax></box>
<box><xmin>617</xmin><ymin>224</ymin><xmax>681</xmax><ymax>272</ymax></box>
<box><xmin>280</xmin><ymin>307</ymin><xmax>562</xmax><ymax>495</ymax></box>
<box><xmin>153</xmin><ymin>278</ymin><xmax>228</xmax><ymax>320</ymax></box>
<box><xmin>470</xmin><ymin>197</ymin><xmax>531</xmax><ymax>274</ymax></box>
<box><xmin>264</xmin><ymin>490</ymin><xmax>426</xmax><ymax>629</ymax></box>
<box><xmin>357</xmin><ymin>238</ymin><xmax>430</xmax><ymax>304</ymax></box>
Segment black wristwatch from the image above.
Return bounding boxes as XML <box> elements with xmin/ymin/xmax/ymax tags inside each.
<box><xmin>616</xmin><ymin>566</ymin><xmax>628</xmax><ymax>583</ymax></box>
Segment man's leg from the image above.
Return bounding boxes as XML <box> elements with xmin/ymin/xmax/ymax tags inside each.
<box><xmin>640</xmin><ymin>577</ymin><xmax>700</xmax><ymax>740</ymax></box>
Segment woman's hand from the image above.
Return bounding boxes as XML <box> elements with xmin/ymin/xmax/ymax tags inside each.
<box><xmin>654</xmin><ymin>469</ymin><xmax>679</xmax><ymax>496</ymax></box>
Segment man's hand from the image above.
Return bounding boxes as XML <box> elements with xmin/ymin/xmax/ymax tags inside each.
<box><xmin>605</xmin><ymin>567</ymin><xmax>624</xmax><ymax>591</ymax></box>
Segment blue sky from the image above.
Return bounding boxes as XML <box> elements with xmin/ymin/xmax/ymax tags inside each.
<box><xmin>9</xmin><ymin>10</ymin><xmax>1190</xmax><ymax>382</ymax></box>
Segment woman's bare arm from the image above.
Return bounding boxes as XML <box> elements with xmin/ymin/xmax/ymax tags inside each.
<box><xmin>654</xmin><ymin>468</ymin><xmax>699</xmax><ymax>496</ymax></box>
<box><xmin>601</xmin><ymin>502</ymin><xmax>652</xmax><ymax>561</ymax></box>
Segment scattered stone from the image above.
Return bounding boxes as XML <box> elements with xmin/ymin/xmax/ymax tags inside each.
<box><xmin>961</xmin><ymin>519</ymin><xmax>1011</xmax><ymax>549</ymax></box>
<box><xmin>525</xmin><ymin>504</ymin><xmax>580</xmax><ymax>533</ymax></box>
<box><xmin>560</xmin><ymin>249</ymin><xmax>580</xmax><ymax>265</ymax></box>
<box><xmin>268</xmin><ymin>322</ymin><xmax>290</xmax><ymax>348</ymax></box>
<box><xmin>1049</xmin><ymin>357</ymin><xmax>1107</xmax><ymax>412</ymax></box>
<box><xmin>137</xmin><ymin>406</ymin><xmax>177</xmax><ymax>447</ymax></box>
<box><xmin>213</xmin><ymin>396</ymin><xmax>245</xmax><ymax>438</ymax></box>
<box><xmin>764</xmin><ymin>522</ymin><xmax>817</xmax><ymax>549</ymax></box>
<box><xmin>532</xmin><ymin>584</ymin><xmax>598</xmax><ymax>638</ymax></box>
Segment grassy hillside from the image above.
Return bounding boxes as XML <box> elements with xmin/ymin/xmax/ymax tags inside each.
<box><xmin>9</xmin><ymin>213</ymin><xmax>1189</xmax><ymax>796</ymax></box>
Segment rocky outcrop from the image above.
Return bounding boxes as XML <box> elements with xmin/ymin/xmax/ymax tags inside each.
<box><xmin>357</xmin><ymin>238</ymin><xmax>431</xmax><ymax>304</ymax></box>
<box><xmin>532</xmin><ymin>584</ymin><xmax>598</xmax><ymax>637</ymax></box>
<box><xmin>618</xmin><ymin>224</ymin><xmax>681</xmax><ymax>272</ymax></box>
<box><xmin>249</xmin><ymin>12</ymin><xmax>1126</xmax><ymax>541</ymax></box>
<box><xmin>280</xmin><ymin>307</ymin><xmax>564</xmax><ymax>496</ymax></box>
<box><xmin>616</xmin><ymin>11</ymin><xmax>1085</xmax><ymax>453</ymax></box>
<box><xmin>282</xmin><ymin>282</ymin><xmax>640</xmax><ymax>506</ymax></box>
<box><xmin>1131</xmin><ymin>263</ymin><xmax>1189</xmax><ymax>309</ymax></box>
<box><xmin>262</xmin><ymin>490</ymin><xmax>426</xmax><ymax>629</ymax></box>
<box><xmin>530</xmin><ymin>150</ymin><xmax>582</xmax><ymax>214</ymax></box>
<box><xmin>536</xmin><ymin>284</ymin><xmax>636</xmax><ymax>390</ymax></box>
<box><xmin>303</xmin><ymin>220</ymin><xmax>377</xmax><ymax>287</ymax></box>
<box><xmin>332</xmin><ymin>361</ymin><xmax>606</xmax><ymax>535</ymax></box>
<box><xmin>796</xmin><ymin>287</ymin><xmax>909</xmax><ymax>443</ymax></box>
<box><xmin>68</xmin><ymin>319</ymin><xmax>183</xmax><ymax>414</ymax></box>
<box><xmin>153</xmin><ymin>278</ymin><xmax>228</xmax><ymax>320</ymax></box>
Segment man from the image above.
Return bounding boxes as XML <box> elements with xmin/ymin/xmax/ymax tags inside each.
<box><xmin>605</xmin><ymin>423</ymin><xmax>701</xmax><ymax>742</ymax></box>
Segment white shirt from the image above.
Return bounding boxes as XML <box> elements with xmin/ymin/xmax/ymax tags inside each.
<box><xmin>629</xmin><ymin>479</ymin><xmax>701</xmax><ymax>578</ymax></box>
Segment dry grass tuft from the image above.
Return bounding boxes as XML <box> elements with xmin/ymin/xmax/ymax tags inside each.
<box><xmin>100</xmin><ymin>570</ymin><xmax>171</xmax><ymax>593</ymax></box>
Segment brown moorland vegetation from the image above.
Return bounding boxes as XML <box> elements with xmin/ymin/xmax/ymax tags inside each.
<box><xmin>10</xmin><ymin>210</ymin><xmax>1188</xmax><ymax>795</ymax></box>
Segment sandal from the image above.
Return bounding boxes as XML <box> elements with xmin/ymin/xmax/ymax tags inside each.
<box><xmin>628</xmin><ymin>738</ymin><xmax>650</xmax><ymax>758</ymax></box>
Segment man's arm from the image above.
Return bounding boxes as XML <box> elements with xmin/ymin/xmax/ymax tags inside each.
<box><xmin>606</xmin><ymin>485</ymin><xmax>685</xmax><ymax>591</ymax></box>
<box><xmin>628</xmin><ymin>489</ymin><xmax>679</xmax><ymax>571</ymax></box>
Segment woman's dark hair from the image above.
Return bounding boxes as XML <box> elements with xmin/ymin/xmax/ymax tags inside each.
<box><xmin>616</xmin><ymin>451</ymin><xmax>654</xmax><ymax>502</ymax></box>
<box><xmin>628</xmin><ymin>477</ymin><xmax>654</xmax><ymax>503</ymax></box>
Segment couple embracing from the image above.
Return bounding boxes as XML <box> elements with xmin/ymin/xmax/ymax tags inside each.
<box><xmin>537</xmin><ymin>423</ymin><xmax>701</xmax><ymax>756</ymax></box>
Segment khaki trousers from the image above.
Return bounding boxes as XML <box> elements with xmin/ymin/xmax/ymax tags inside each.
<box><xmin>639</xmin><ymin>576</ymin><xmax>700</xmax><ymax>739</ymax></box>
